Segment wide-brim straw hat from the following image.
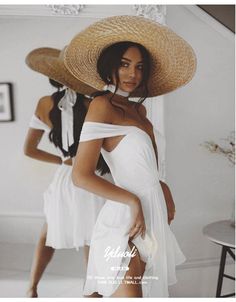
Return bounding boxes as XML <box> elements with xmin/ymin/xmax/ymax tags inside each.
<box><xmin>25</xmin><ymin>47</ymin><xmax>95</xmax><ymax>94</ymax></box>
<box><xmin>64</xmin><ymin>15</ymin><xmax>197</xmax><ymax>97</ymax></box>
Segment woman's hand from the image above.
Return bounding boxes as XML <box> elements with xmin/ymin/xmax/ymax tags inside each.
<box><xmin>129</xmin><ymin>198</ymin><xmax>146</xmax><ymax>240</ymax></box>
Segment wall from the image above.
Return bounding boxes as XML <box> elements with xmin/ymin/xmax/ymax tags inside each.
<box><xmin>165</xmin><ymin>5</ymin><xmax>235</xmax><ymax>296</ymax></box>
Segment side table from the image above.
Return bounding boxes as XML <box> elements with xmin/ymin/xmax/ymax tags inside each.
<box><xmin>203</xmin><ymin>220</ymin><xmax>235</xmax><ymax>297</ymax></box>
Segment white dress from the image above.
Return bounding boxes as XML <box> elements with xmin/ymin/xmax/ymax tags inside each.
<box><xmin>29</xmin><ymin>115</ymin><xmax>112</xmax><ymax>249</ymax></box>
<box><xmin>80</xmin><ymin>122</ymin><xmax>186</xmax><ymax>297</ymax></box>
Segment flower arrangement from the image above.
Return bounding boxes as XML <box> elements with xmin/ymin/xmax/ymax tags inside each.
<box><xmin>201</xmin><ymin>131</ymin><xmax>235</xmax><ymax>165</ymax></box>
<box><xmin>201</xmin><ymin>131</ymin><xmax>235</xmax><ymax>227</ymax></box>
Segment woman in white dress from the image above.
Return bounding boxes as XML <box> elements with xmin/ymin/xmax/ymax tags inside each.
<box><xmin>24</xmin><ymin>47</ymin><xmax>111</xmax><ymax>297</ymax></box>
<box><xmin>64</xmin><ymin>16</ymin><xmax>197</xmax><ymax>297</ymax></box>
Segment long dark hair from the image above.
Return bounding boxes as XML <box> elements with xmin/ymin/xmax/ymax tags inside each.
<box><xmin>48</xmin><ymin>79</ymin><xmax>110</xmax><ymax>175</ymax></box>
<box><xmin>92</xmin><ymin>41</ymin><xmax>151</xmax><ymax>112</ymax></box>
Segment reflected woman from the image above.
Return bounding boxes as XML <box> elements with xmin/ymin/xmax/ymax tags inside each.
<box><xmin>24</xmin><ymin>47</ymin><xmax>111</xmax><ymax>297</ymax></box>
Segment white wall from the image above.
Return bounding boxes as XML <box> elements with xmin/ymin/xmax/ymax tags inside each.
<box><xmin>0</xmin><ymin>5</ymin><xmax>234</xmax><ymax>297</ymax></box>
<box><xmin>164</xmin><ymin>5</ymin><xmax>235</xmax><ymax>296</ymax></box>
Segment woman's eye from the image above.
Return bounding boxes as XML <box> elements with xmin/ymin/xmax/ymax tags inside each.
<box><xmin>137</xmin><ymin>65</ymin><xmax>143</xmax><ymax>70</ymax></box>
<box><xmin>120</xmin><ymin>61</ymin><xmax>129</xmax><ymax>67</ymax></box>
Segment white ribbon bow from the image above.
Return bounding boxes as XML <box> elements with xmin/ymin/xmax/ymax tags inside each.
<box><xmin>57</xmin><ymin>88</ymin><xmax>77</xmax><ymax>152</ymax></box>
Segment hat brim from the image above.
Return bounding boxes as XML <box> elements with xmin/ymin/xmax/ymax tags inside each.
<box><xmin>25</xmin><ymin>47</ymin><xmax>95</xmax><ymax>94</ymax></box>
<box><xmin>64</xmin><ymin>15</ymin><xmax>197</xmax><ymax>97</ymax></box>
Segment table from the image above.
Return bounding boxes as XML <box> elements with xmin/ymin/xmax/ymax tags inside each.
<box><xmin>203</xmin><ymin>220</ymin><xmax>235</xmax><ymax>297</ymax></box>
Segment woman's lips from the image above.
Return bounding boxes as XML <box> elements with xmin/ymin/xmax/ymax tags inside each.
<box><xmin>124</xmin><ymin>82</ymin><xmax>136</xmax><ymax>87</ymax></box>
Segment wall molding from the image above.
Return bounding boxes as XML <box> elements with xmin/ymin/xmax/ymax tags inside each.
<box><xmin>133</xmin><ymin>5</ymin><xmax>166</xmax><ymax>23</ymax></box>
<box><xmin>47</xmin><ymin>4</ymin><xmax>85</xmax><ymax>16</ymax></box>
<box><xmin>0</xmin><ymin>4</ymin><xmax>134</xmax><ymax>18</ymax></box>
<box><xmin>1</xmin><ymin>5</ymin><xmax>233</xmax><ymax>42</ymax></box>
<box><xmin>0</xmin><ymin>4</ymin><xmax>167</xmax><ymax>20</ymax></box>
<box><xmin>0</xmin><ymin>211</ymin><xmax>44</xmax><ymax>219</ymax></box>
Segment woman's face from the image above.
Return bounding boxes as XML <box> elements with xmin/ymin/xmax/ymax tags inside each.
<box><xmin>114</xmin><ymin>46</ymin><xmax>143</xmax><ymax>93</ymax></box>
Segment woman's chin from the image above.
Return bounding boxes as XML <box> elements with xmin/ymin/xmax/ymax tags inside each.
<box><xmin>120</xmin><ymin>85</ymin><xmax>137</xmax><ymax>94</ymax></box>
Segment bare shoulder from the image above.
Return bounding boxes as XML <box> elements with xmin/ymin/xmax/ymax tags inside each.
<box><xmin>136</xmin><ymin>103</ymin><xmax>147</xmax><ymax>118</ymax></box>
<box><xmin>85</xmin><ymin>95</ymin><xmax>114</xmax><ymax>123</ymax></box>
<box><xmin>35</xmin><ymin>95</ymin><xmax>53</xmax><ymax>118</ymax></box>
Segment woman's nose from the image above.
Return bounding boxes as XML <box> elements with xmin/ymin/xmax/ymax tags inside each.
<box><xmin>128</xmin><ymin>67</ymin><xmax>136</xmax><ymax>78</ymax></box>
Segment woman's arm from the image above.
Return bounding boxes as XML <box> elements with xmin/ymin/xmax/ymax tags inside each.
<box><xmin>160</xmin><ymin>181</ymin><xmax>176</xmax><ymax>225</ymax></box>
<box><xmin>24</xmin><ymin>96</ymin><xmax>68</xmax><ymax>165</ymax></box>
<box><xmin>72</xmin><ymin>97</ymin><xmax>146</xmax><ymax>239</ymax></box>
<box><xmin>24</xmin><ymin>128</ymin><xmax>63</xmax><ymax>165</ymax></box>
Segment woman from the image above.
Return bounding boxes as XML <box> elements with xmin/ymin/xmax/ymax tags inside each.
<box><xmin>64</xmin><ymin>16</ymin><xmax>196</xmax><ymax>297</ymax></box>
<box><xmin>24</xmin><ymin>47</ymin><xmax>111</xmax><ymax>297</ymax></box>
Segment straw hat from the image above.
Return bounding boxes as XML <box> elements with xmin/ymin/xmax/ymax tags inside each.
<box><xmin>25</xmin><ymin>47</ymin><xmax>95</xmax><ymax>94</ymax></box>
<box><xmin>64</xmin><ymin>15</ymin><xmax>197</xmax><ymax>97</ymax></box>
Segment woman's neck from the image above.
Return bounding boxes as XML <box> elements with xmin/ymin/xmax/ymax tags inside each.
<box><xmin>107</xmin><ymin>92</ymin><xmax>130</xmax><ymax>106</ymax></box>
<box><xmin>104</xmin><ymin>84</ymin><xmax>129</xmax><ymax>98</ymax></box>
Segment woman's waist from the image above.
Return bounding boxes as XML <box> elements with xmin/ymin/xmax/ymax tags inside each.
<box><xmin>114</xmin><ymin>176</ymin><xmax>160</xmax><ymax>197</ymax></box>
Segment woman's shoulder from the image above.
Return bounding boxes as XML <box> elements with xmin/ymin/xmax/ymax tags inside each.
<box><xmin>136</xmin><ymin>103</ymin><xmax>147</xmax><ymax>117</ymax></box>
<box><xmin>85</xmin><ymin>95</ymin><xmax>114</xmax><ymax>123</ymax></box>
<box><xmin>35</xmin><ymin>95</ymin><xmax>53</xmax><ymax>121</ymax></box>
<box><xmin>128</xmin><ymin>101</ymin><xmax>147</xmax><ymax>117</ymax></box>
<box><xmin>37</xmin><ymin>95</ymin><xmax>53</xmax><ymax>109</ymax></box>
<box><xmin>90</xmin><ymin>94</ymin><xmax>113</xmax><ymax>107</ymax></box>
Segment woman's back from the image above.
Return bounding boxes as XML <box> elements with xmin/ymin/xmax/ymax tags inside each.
<box><xmin>34</xmin><ymin>95</ymin><xmax>54</xmax><ymax>129</ymax></box>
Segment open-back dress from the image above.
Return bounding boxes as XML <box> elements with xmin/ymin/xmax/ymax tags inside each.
<box><xmin>29</xmin><ymin>115</ymin><xmax>111</xmax><ymax>249</ymax></box>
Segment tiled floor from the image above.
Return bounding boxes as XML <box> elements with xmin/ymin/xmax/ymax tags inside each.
<box><xmin>0</xmin><ymin>269</ymin><xmax>84</xmax><ymax>298</ymax></box>
<box><xmin>0</xmin><ymin>262</ymin><xmax>235</xmax><ymax>298</ymax></box>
